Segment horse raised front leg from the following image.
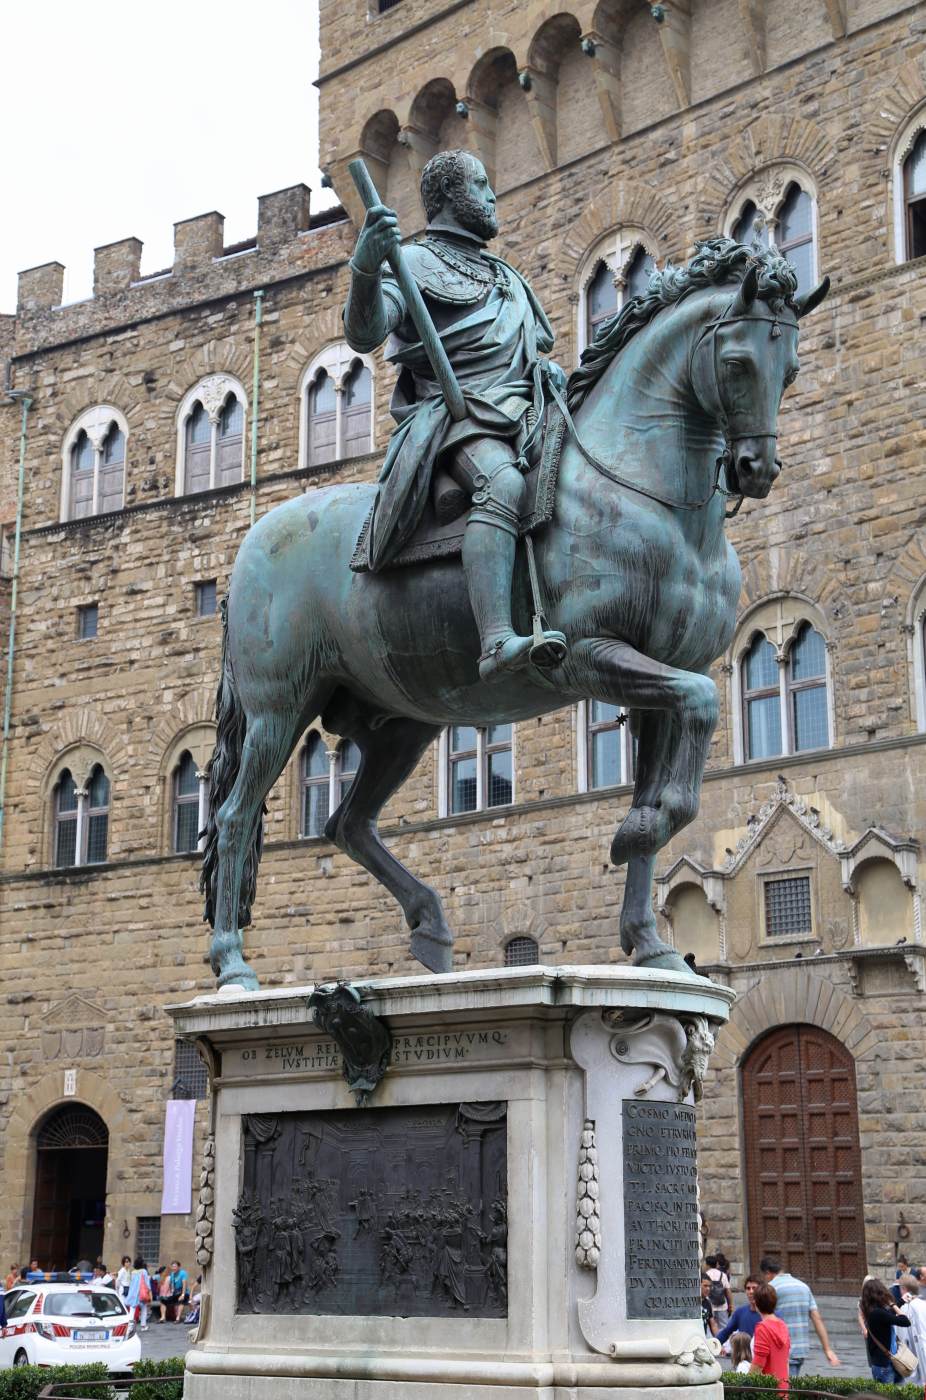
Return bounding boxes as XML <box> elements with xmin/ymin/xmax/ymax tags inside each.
<box><xmin>563</xmin><ymin>639</ymin><xmax>718</xmax><ymax>970</ymax></box>
<box><xmin>323</xmin><ymin>711</ymin><xmax>453</xmax><ymax>974</ymax></box>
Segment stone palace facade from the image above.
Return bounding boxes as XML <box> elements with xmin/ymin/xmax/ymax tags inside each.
<box><xmin>1</xmin><ymin>0</ymin><xmax>925</xmax><ymax>1290</ymax></box>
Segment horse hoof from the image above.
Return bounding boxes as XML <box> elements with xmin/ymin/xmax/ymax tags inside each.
<box><xmin>410</xmin><ymin>926</ymin><xmax>454</xmax><ymax>974</ymax></box>
<box><xmin>634</xmin><ymin>950</ymin><xmax>698</xmax><ymax>976</ymax></box>
<box><xmin>217</xmin><ymin>963</ymin><xmax>260</xmax><ymax>992</ymax></box>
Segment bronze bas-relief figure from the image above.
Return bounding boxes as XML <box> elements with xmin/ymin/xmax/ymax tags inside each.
<box><xmin>201</xmin><ymin>149</ymin><xmax>828</xmax><ymax>992</ymax></box>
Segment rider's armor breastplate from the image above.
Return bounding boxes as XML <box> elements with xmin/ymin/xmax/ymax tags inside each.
<box><xmin>407</xmin><ymin>238</ymin><xmax>505</xmax><ymax>305</ymax></box>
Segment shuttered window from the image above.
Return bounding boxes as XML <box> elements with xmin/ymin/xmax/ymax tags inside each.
<box><xmin>66</xmin><ymin>418</ymin><xmax>126</xmax><ymax>519</ymax></box>
<box><xmin>585</xmin><ymin>261</ymin><xmax>617</xmax><ymax>345</ymax></box>
<box><xmin>216</xmin><ymin>394</ymin><xmax>244</xmax><ymax>486</ymax></box>
<box><xmin>776</xmin><ymin>182</ymin><xmax>815</xmax><ymax>294</ymax></box>
<box><xmin>624</xmin><ymin>245</ymin><xmax>655</xmax><ymax>301</ymax></box>
<box><xmin>304</xmin><ymin>355</ymin><xmax>374</xmax><ymax>465</ymax></box>
<box><xmin>70</xmin><ymin>431</ymin><xmax>96</xmax><ymax>519</ymax></box>
<box><xmin>343</xmin><ymin>364</ymin><xmax>372</xmax><ymax>459</ymax></box>
<box><xmin>308</xmin><ymin>371</ymin><xmax>338</xmax><ymax>465</ymax></box>
<box><xmin>99</xmin><ymin>424</ymin><xmax>125</xmax><ymax>514</ymax></box>
<box><xmin>184</xmin><ymin>402</ymin><xmax>212</xmax><ymax>494</ymax></box>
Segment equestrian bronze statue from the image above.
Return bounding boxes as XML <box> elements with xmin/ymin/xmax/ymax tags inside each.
<box><xmin>202</xmin><ymin>149</ymin><xmax>829</xmax><ymax>992</ymax></box>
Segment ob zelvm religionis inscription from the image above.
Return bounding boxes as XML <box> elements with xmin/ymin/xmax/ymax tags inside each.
<box><xmin>233</xmin><ymin>1103</ymin><xmax>507</xmax><ymax>1318</ymax></box>
<box><xmin>623</xmin><ymin>1101</ymin><xmax>700</xmax><ymax>1320</ymax></box>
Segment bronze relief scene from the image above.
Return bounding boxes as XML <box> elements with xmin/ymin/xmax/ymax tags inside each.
<box><xmin>233</xmin><ymin>1103</ymin><xmax>507</xmax><ymax>1318</ymax></box>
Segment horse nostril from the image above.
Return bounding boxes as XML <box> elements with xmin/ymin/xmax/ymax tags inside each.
<box><xmin>736</xmin><ymin>454</ymin><xmax>755</xmax><ymax>476</ymax></box>
<box><xmin>774</xmin><ymin>457</ymin><xmax>783</xmax><ymax>469</ymax></box>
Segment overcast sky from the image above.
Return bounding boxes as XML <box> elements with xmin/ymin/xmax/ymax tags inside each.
<box><xmin>0</xmin><ymin>0</ymin><xmax>337</xmax><ymax>314</ymax></box>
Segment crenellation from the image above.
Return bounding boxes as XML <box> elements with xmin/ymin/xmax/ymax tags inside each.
<box><xmin>172</xmin><ymin>210</ymin><xmax>226</xmax><ymax>270</ymax></box>
<box><xmin>16</xmin><ymin>261</ymin><xmax>65</xmax><ymax>314</ymax></box>
<box><xmin>92</xmin><ymin>237</ymin><xmax>143</xmax><ymax>297</ymax></box>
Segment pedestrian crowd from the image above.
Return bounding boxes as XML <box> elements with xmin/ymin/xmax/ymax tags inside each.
<box><xmin>1</xmin><ymin>1253</ymin><xmax>201</xmax><ymax>1334</ymax></box>
<box><xmin>700</xmin><ymin>1251</ymin><xmax>926</xmax><ymax>1390</ymax></box>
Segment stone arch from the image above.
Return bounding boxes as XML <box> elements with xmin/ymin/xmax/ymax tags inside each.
<box><xmin>32</xmin><ymin>714</ymin><xmax>128</xmax><ymax>804</ymax></box>
<box><xmin>869</xmin><ymin>57</ymin><xmax>926</xmax><ymax>154</ymax></box>
<box><xmin>709</xmin><ymin>967</ymin><xmax>878</xmax><ymax>1073</ymax></box>
<box><xmin>697</xmin><ymin>114</ymin><xmax>837</xmax><ymax>234</ymax></box>
<box><xmin>51</xmin><ymin>373</ymin><xmax>145</xmax><ymax>436</ymax></box>
<box><xmin>1</xmin><ymin>1069</ymin><xmax>131</xmax><ymax>1266</ymax></box>
<box><xmin>163</xmin><ymin>342</ymin><xmax>253</xmax><ymax>411</ymax></box>
<box><xmin>466</xmin><ymin>45</ymin><xmax>543</xmax><ymax>192</ymax></box>
<box><xmin>737</xmin><ymin>545</ymin><xmax>842</xmax><ymax>624</ymax></box>
<box><xmin>409</xmin><ymin>77</ymin><xmax>457</xmax><ymax>146</ymax></box>
<box><xmin>561</xmin><ymin>179</ymin><xmax>678</xmax><ymax>284</ymax></box>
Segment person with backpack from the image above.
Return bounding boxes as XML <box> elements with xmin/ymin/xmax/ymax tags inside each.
<box><xmin>126</xmin><ymin>1255</ymin><xmax>152</xmax><ymax>1331</ymax></box>
<box><xmin>705</xmin><ymin>1254</ymin><xmax>733</xmax><ymax>1329</ymax></box>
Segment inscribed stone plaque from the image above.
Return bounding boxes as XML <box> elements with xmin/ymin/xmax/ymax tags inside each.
<box><xmin>233</xmin><ymin>1102</ymin><xmax>507</xmax><ymax>1318</ymax></box>
<box><xmin>622</xmin><ymin>1100</ymin><xmax>700</xmax><ymax>1320</ymax></box>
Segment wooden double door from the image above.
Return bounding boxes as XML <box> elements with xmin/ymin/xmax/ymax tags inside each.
<box><xmin>742</xmin><ymin>1025</ymin><xmax>866</xmax><ymax>1293</ymax></box>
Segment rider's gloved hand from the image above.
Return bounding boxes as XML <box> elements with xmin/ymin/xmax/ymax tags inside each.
<box><xmin>543</xmin><ymin>358</ymin><xmax>568</xmax><ymax>393</ymax></box>
<box><xmin>353</xmin><ymin>204</ymin><xmax>400</xmax><ymax>275</ymax></box>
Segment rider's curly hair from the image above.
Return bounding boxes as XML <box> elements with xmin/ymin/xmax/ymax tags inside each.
<box><xmin>420</xmin><ymin>150</ymin><xmax>472</xmax><ymax>222</ymax></box>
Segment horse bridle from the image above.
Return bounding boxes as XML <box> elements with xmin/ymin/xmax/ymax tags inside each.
<box><xmin>548</xmin><ymin>287</ymin><xmax>793</xmax><ymax>519</ymax></box>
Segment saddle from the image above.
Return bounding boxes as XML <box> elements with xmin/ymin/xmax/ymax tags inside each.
<box><xmin>349</xmin><ymin>405</ymin><xmax>566</xmax><ymax>573</ymax></box>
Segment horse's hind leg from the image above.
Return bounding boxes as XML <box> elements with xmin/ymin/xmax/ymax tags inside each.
<box><xmin>323</xmin><ymin>709</ymin><xmax>452</xmax><ymax>974</ymax></box>
<box><xmin>211</xmin><ymin>710</ymin><xmax>304</xmax><ymax>989</ymax></box>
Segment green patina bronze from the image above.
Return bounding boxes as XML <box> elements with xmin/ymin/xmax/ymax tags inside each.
<box><xmin>201</xmin><ymin>151</ymin><xmax>829</xmax><ymax>992</ymax></box>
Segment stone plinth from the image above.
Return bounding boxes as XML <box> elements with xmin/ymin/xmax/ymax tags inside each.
<box><xmin>169</xmin><ymin>965</ymin><xmax>734</xmax><ymax>1400</ymax></box>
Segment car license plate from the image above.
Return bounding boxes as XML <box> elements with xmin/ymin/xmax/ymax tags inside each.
<box><xmin>73</xmin><ymin>1330</ymin><xmax>108</xmax><ymax>1342</ymax></box>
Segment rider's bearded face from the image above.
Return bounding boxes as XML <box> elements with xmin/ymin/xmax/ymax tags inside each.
<box><xmin>451</xmin><ymin>161</ymin><xmax>498</xmax><ymax>241</ymax></box>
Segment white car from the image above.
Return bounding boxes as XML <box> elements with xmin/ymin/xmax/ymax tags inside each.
<box><xmin>0</xmin><ymin>1281</ymin><xmax>141</xmax><ymax>1372</ymax></box>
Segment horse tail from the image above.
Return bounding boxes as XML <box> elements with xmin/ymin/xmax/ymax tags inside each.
<box><xmin>200</xmin><ymin>595</ymin><xmax>264</xmax><ymax>930</ymax></box>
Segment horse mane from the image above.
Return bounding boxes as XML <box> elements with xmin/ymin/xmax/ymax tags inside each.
<box><xmin>566</xmin><ymin>236</ymin><xmax>799</xmax><ymax>411</ymax></box>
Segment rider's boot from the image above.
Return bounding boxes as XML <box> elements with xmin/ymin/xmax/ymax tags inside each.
<box><xmin>459</xmin><ymin>462</ymin><xmax>563</xmax><ymax>680</ymax></box>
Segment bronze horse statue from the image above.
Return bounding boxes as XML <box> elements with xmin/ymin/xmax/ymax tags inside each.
<box><xmin>202</xmin><ymin>238</ymin><xmax>828</xmax><ymax>990</ymax></box>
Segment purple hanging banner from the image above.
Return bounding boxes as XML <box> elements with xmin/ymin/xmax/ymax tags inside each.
<box><xmin>160</xmin><ymin>1099</ymin><xmax>196</xmax><ymax>1214</ymax></box>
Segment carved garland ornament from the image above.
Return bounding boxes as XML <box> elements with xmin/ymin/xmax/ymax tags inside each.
<box><xmin>575</xmin><ymin>1118</ymin><xmax>601</xmax><ymax>1270</ymax></box>
<box><xmin>195</xmin><ymin>1134</ymin><xmax>216</xmax><ymax>1267</ymax></box>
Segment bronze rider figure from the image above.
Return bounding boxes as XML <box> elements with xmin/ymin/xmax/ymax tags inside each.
<box><xmin>343</xmin><ymin>148</ymin><xmax>568</xmax><ymax>681</ymax></box>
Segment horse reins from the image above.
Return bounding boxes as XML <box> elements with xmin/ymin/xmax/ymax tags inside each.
<box><xmin>548</xmin><ymin>288</ymin><xmax>793</xmax><ymax>520</ymax></box>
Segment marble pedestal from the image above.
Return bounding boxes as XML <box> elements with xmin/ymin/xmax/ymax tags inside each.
<box><xmin>169</xmin><ymin>964</ymin><xmax>734</xmax><ymax>1400</ymax></box>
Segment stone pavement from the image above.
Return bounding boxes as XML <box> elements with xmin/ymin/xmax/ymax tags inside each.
<box><xmin>138</xmin><ymin>1320</ymin><xmax>189</xmax><ymax>1365</ymax></box>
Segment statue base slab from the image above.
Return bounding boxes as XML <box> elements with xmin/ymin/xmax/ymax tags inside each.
<box><xmin>168</xmin><ymin>964</ymin><xmax>735</xmax><ymax>1399</ymax></box>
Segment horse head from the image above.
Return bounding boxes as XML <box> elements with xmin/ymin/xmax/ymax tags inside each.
<box><xmin>690</xmin><ymin>262</ymin><xmax>830</xmax><ymax>499</ymax></box>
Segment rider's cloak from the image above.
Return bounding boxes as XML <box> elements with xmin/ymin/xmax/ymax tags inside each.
<box><xmin>361</xmin><ymin>238</ymin><xmax>556</xmax><ymax>571</ymax></box>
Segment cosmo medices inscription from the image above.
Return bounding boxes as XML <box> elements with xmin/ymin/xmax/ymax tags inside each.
<box><xmin>623</xmin><ymin>1100</ymin><xmax>700</xmax><ymax>1321</ymax></box>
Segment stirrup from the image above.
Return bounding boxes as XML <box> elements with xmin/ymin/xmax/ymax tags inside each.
<box><xmin>529</xmin><ymin>615</ymin><xmax>567</xmax><ymax>670</ymax></box>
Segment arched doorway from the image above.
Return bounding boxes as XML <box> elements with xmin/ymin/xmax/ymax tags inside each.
<box><xmin>31</xmin><ymin>1105</ymin><xmax>109</xmax><ymax>1270</ymax></box>
<box><xmin>741</xmin><ymin>1025</ymin><xmax>866</xmax><ymax>1293</ymax></box>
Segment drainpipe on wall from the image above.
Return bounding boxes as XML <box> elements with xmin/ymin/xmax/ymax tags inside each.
<box><xmin>249</xmin><ymin>289</ymin><xmax>264</xmax><ymax>526</ymax></box>
<box><xmin>0</xmin><ymin>391</ymin><xmax>33</xmax><ymax>859</ymax></box>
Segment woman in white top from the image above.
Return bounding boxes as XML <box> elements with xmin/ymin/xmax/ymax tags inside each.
<box><xmin>115</xmin><ymin>1255</ymin><xmax>132</xmax><ymax>1301</ymax></box>
<box><xmin>901</xmin><ymin>1273</ymin><xmax>926</xmax><ymax>1386</ymax></box>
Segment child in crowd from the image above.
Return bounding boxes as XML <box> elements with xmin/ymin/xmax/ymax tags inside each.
<box><xmin>730</xmin><ymin>1331</ymin><xmax>753</xmax><ymax>1374</ymax></box>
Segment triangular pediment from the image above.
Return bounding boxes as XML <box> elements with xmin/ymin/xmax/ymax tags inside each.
<box><xmin>721</xmin><ymin>780</ymin><xmax>845</xmax><ymax>876</ymax></box>
<box><xmin>42</xmin><ymin>993</ymin><xmax>107</xmax><ymax>1026</ymax></box>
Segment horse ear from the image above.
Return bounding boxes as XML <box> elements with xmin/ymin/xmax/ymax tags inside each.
<box><xmin>731</xmin><ymin>263</ymin><xmax>760</xmax><ymax>315</ymax></box>
<box><xmin>794</xmin><ymin>275</ymin><xmax>831</xmax><ymax>318</ymax></box>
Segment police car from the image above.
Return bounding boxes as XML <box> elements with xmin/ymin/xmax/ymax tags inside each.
<box><xmin>0</xmin><ymin>1280</ymin><xmax>141</xmax><ymax>1371</ymax></box>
